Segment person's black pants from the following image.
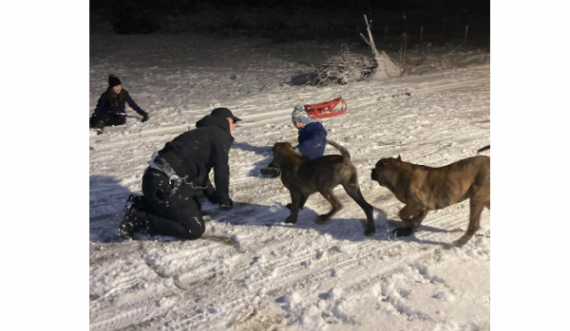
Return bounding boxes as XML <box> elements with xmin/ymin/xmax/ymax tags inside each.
<box><xmin>132</xmin><ymin>168</ymin><xmax>206</xmax><ymax>240</ymax></box>
<box><xmin>90</xmin><ymin>112</ymin><xmax>126</xmax><ymax>130</ymax></box>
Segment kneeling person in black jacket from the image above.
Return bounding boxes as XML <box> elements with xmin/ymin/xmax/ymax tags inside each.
<box><xmin>118</xmin><ymin>108</ymin><xmax>240</xmax><ymax>241</ymax></box>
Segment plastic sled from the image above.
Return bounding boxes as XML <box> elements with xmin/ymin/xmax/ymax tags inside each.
<box><xmin>304</xmin><ymin>97</ymin><xmax>347</xmax><ymax>119</ymax></box>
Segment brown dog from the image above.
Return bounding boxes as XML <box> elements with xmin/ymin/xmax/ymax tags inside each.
<box><xmin>371</xmin><ymin>153</ymin><xmax>490</xmax><ymax>247</ymax></box>
<box><xmin>272</xmin><ymin>140</ymin><xmax>375</xmax><ymax>236</ymax></box>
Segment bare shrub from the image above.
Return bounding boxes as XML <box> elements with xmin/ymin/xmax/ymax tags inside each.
<box><xmin>310</xmin><ymin>44</ymin><xmax>376</xmax><ymax>86</ymax></box>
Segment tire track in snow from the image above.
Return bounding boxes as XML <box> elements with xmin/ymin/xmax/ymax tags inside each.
<box><xmin>170</xmin><ymin>216</ymin><xmax>488</xmax><ymax>331</ymax></box>
<box><xmin>162</xmin><ymin>194</ymin><xmax>487</xmax><ymax>331</ymax></box>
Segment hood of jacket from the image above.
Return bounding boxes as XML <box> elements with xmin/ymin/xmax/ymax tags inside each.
<box><xmin>196</xmin><ymin>115</ymin><xmax>233</xmax><ymax>139</ymax></box>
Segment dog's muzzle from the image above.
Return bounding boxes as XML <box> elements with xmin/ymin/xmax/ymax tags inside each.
<box><xmin>371</xmin><ymin>169</ymin><xmax>387</xmax><ymax>187</ymax></box>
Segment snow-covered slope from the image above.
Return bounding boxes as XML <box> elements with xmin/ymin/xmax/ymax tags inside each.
<box><xmin>89</xmin><ymin>34</ymin><xmax>490</xmax><ymax>331</ymax></box>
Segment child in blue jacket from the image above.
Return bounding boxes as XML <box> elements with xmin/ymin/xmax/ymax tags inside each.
<box><xmin>261</xmin><ymin>105</ymin><xmax>327</xmax><ymax>178</ymax></box>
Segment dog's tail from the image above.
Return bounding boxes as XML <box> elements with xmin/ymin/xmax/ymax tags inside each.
<box><xmin>326</xmin><ymin>140</ymin><xmax>351</xmax><ymax>161</ymax></box>
<box><xmin>477</xmin><ymin>145</ymin><xmax>490</xmax><ymax>153</ymax></box>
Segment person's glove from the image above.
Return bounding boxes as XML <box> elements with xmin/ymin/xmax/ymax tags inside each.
<box><xmin>141</xmin><ymin>111</ymin><xmax>149</xmax><ymax>122</ymax></box>
<box><xmin>220</xmin><ymin>199</ymin><xmax>234</xmax><ymax>210</ymax></box>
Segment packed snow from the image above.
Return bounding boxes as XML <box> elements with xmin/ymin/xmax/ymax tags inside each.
<box><xmin>89</xmin><ymin>34</ymin><xmax>490</xmax><ymax>331</ymax></box>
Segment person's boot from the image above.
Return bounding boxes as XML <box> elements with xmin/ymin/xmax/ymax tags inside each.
<box><xmin>260</xmin><ymin>166</ymin><xmax>280</xmax><ymax>178</ymax></box>
<box><xmin>94</xmin><ymin>120</ymin><xmax>105</xmax><ymax>135</ymax></box>
<box><xmin>118</xmin><ymin>194</ymin><xmax>147</xmax><ymax>241</ymax></box>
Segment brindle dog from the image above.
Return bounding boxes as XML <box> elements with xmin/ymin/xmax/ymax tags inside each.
<box><xmin>371</xmin><ymin>153</ymin><xmax>490</xmax><ymax>247</ymax></box>
<box><xmin>272</xmin><ymin>140</ymin><xmax>375</xmax><ymax>236</ymax></box>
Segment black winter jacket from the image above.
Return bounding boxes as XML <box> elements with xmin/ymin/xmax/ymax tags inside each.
<box><xmin>156</xmin><ymin>115</ymin><xmax>234</xmax><ymax>205</ymax></box>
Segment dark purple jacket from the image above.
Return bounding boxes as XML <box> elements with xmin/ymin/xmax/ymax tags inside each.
<box><xmin>93</xmin><ymin>89</ymin><xmax>145</xmax><ymax>116</ymax></box>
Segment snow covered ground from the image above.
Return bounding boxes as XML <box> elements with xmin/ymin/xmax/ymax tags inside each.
<box><xmin>89</xmin><ymin>34</ymin><xmax>490</xmax><ymax>331</ymax></box>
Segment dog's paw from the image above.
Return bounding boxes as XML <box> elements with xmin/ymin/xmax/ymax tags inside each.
<box><xmin>285</xmin><ymin>216</ymin><xmax>297</xmax><ymax>224</ymax></box>
<box><xmin>315</xmin><ymin>215</ymin><xmax>330</xmax><ymax>224</ymax></box>
<box><xmin>392</xmin><ymin>227</ymin><xmax>415</xmax><ymax>237</ymax></box>
<box><xmin>451</xmin><ymin>238</ymin><xmax>468</xmax><ymax>248</ymax></box>
<box><xmin>365</xmin><ymin>227</ymin><xmax>376</xmax><ymax>236</ymax></box>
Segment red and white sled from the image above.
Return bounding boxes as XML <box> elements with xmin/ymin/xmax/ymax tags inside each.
<box><xmin>303</xmin><ymin>97</ymin><xmax>347</xmax><ymax>119</ymax></box>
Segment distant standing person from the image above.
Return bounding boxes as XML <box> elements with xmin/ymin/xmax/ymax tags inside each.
<box><xmin>118</xmin><ymin>108</ymin><xmax>240</xmax><ymax>241</ymax></box>
<box><xmin>90</xmin><ymin>74</ymin><xmax>149</xmax><ymax>135</ymax></box>
<box><xmin>260</xmin><ymin>105</ymin><xmax>328</xmax><ymax>178</ymax></box>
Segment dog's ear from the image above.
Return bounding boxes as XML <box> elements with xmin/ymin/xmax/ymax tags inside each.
<box><xmin>397</xmin><ymin>155</ymin><xmax>402</xmax><ymax>161</ymax></box>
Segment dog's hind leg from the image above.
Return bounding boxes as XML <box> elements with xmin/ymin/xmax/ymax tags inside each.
<box><xmin>343</xmin><ymin>184</ymin><xmax>376</xmax><ymax>236</ymax></box>
<box><xmin>452</xmin><ymin>189</ymin><xmax>486</xmax><ymax>247</ymax></box>
<box><xmin>316</xmin><ymin>190</ymin><xmax>342</xmax><ymax>224</ymax></box>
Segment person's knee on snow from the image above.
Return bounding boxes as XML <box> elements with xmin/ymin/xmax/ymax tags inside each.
<box><xmin>177</xmin><ymin>214</ymin><xmax>206</xmax><ymax>240</ymax></box>
<box><xmin>145</xmin><ymin>208</ymin><xmax>206</xmax><ymax>240</ymax></box>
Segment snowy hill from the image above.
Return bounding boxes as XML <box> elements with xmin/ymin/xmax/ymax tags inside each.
<box><xmin>89</xmin><ymin>34</ymin><xmax>490</xmax><ymax>331</ymax></box>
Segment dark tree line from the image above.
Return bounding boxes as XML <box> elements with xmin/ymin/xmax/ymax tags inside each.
<box><xmin>90</xmin><ymin>0</ymin><xmax>489</xmax><ymax>45</ymax></box>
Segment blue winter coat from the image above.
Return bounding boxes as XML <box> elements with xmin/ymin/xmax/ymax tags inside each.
<box><xmin>93</xmin><ymin>89</ymin><xmax>146</xmax><ymax>116</ymax></box>
<box><xmin>295</xmin><ymin>122</ymin><xmax>327</xmax><ymax>160</ymax></box>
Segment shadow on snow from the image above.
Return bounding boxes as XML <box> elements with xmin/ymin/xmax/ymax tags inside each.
<box><xmin>89</xmin><ymin>175</ymin><xmax>458</xmax><ymax>247</ymax></box>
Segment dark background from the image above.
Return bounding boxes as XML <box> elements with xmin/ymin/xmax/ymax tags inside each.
<box><xmin>90</xmin><ymin>0</ymin><xmax>490</xmax><ymax>48</ymax></box>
